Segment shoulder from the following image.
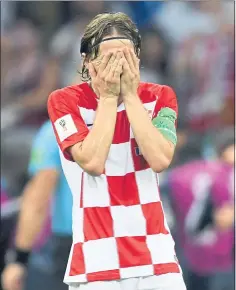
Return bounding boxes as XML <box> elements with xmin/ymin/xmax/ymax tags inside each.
<box><xmin>48</xmin><ymin>83</ymin><xmax>96</xmax><ymax>109</ymax></box>
<box><xmin>48</xmin><ymin>84</ymin><xmax>84</xmax><ymax>103</ymax></box>
<box><xmin>138</xmin><ymin>82</ymin><xmax>177</xmax><ymax>103</ymax></box>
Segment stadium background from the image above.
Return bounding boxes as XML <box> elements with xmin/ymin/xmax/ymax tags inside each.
<box><xmin>1</xmin><ymin>1</ymin><xmax>234</xmax><ymax>290</ymax></box>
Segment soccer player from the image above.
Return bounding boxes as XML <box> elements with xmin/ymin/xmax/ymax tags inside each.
<box><xmin>2</xmin><ymin>121</ymin><xmax>73</xmax><ymax>290</ymax></box>
<box><xmin>48</xmin><ymin>12</ymin><xmax>186</xmax><ymax>290</ymax></box>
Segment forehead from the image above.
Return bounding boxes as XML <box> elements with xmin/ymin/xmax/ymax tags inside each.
<box><xmin>98</xmin><ymin>37</ymin><xmax>134</xmax><ymax>53</ymax></box>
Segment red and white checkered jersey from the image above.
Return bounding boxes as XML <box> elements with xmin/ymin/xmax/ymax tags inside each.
<box><xmin>47</xmin><ymin>82</ymin><xmax>180</xmax><ymax>284</ymax></box>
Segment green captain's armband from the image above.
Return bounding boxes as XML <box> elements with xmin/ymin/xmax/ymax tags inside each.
<box><xmin>152</xmin><ymin>107</ymin><xmax>177</xmax><ymax>146</ymax></box>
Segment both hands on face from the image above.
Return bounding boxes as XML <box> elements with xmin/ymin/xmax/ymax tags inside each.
<box><xmin>88</xmin><ymin>47</ymin><xmax>140</xmax><ymax>101</ymax></box>
<box><xmin>1</xmin><ymin>51</ymin><xmax>139</xmax><ymax>290</ymax></box>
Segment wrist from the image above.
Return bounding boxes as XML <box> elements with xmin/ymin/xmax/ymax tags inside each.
<box><xmin>123</xmin><ymin>93</ymin><xmax>139</xmax><ymax>104</ymax></box>
<box><xmin>99</xmin><ymin>96</ymin><xmax>118</xmax><ymax>106</ymax></box>
<box><xmin>7</xmin><ymin>248</ymin><xmax>31</xmax><ymax>267</ymax></box>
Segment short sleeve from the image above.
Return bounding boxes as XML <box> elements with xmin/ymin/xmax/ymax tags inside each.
<box><xmin>47</xmin><ymin>89</ymin><xmax>89</xmax><ymax>160</ymax></box>
<box><xmin>28</xmin><ymin>123</ymin><xmax>61</xmax><ymax>176</ymax></box>
<box><xmin>152</xmin><ymin>85</ymin><xmax>178</xmax><ymax>145</ymax></box>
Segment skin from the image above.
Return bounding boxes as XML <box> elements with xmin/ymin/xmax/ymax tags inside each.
<box><xmin>70</xmin><ymin>34</ymin><xmax>175</xmax><ymax>174</ymax></box>
<box><xmin>1</xmin><ymin>169</ymin><xmax>59</xmax><ymax>290</ymax></box>
<box><xmin>221</xmin><ymin>144</ymin><xmax>234</xmax><ymax>166</ymax></box>
<box><xmin>70</xmin><ymin>50</ymin><xmax>124</xmax><ymax>175</ymax></box>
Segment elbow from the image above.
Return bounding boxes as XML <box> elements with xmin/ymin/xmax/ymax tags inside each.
<box><xmin>71</xmin><ymin>144</ymin><xmax>104</xmax><ymax>176</ymax></box>
<box><xmin>79</xmin><ymin>159</ymin><xmax>105</xmax><ymax>177</ymax></box>
<box><xmin>150</xmin><ymin>156</ymin><xmax>172</xmax><ymax>173</ymax></box>
<box><xmin>148</xmin><ymin>142</ymin><xmax>175</xmax><ymax>173</ymax></box>
<box><xmin>85</xmin><ymin>167</ymin><xmax>104</xmax><ymax>177</ymax></box>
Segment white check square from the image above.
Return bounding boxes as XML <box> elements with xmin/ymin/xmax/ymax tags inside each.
<box><xmin>111</xmin><ymin>205</ymin><xmax>146</xmax><ymax>237</ymax></box>
<box><xmin>146</xmin><ymin>234</ymin><xmax>175</xmax><ymax>264</ymax></box>
<box><xmin>105</xmin><ymin>142</ymin><xmax>134</xmax><ymax>176</ymax></box>
<box><xmin>82</xmin><ymin>174</ymin><xmax>110</xmax><ymax>208</ymax></box>
<box><xmin>83</xmin><ymin>238</ymin><xmax>119</xmax><ymax>273</ymax></box>
<box><xmin>135</xmin><ymin>168</ymin><xmax>160</xmax><ymax>204</ymax></box>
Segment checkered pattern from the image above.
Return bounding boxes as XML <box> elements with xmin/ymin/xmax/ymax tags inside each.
<box><xmin>48</xmin><ymin>83</ymin><xmax>180</xmax><ymax>284</ymax></box>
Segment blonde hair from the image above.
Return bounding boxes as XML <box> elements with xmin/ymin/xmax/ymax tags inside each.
<box><xmin>79</xmin><ymin>12</ymin><xmax>141</xmax><ymax>81</ymax></box>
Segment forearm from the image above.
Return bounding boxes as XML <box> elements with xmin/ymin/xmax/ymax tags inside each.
<box><xmin>15</xmin><ymin>206</ymin><xmax>48</xmax><ymax>251</ymax></box>
<box><xmin>125</xmin><ymin>96</ymin><xmax>174</xmax><ymax>172</ymax></box>
<box><xmin>72</xmin><ymin>98</ymin><xmax>118</xmax><ymax>174</ymax></box>
<box><xmin>15</xmin><ymin>181</ymin><xmax>51</xmax><ymax>250</ymax></box>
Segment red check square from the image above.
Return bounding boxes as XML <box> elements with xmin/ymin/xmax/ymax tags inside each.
<box><xmin>69</xmin><ymin>243</ymin><xmax>85</xmax><ymax>276</ymax></box>
<box><xmin>84</xmin><ymin>207</ymin><xmax>114</xmax><ymax>241</ymax></box>
<box><xmin>130</xmin><ymin>139</ymin><xmax>149</xmax><ymax>171</ymax></box>
<box><xmin>107</xmin><ymin>173</ymin><xmax>140</xmax><ymax>206</ymax></box>
<box><xmin>116</xmin><ymin>236</ymin><xmax>152</xmax><ymax>268</ymax></box>
<box><xmin>142</xmin><ymin>202</ymin><xmax>169</xmax><ymax>235</ymax></box>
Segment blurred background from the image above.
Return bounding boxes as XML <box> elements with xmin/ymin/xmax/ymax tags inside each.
<box><xmin>1</xmin><ymin>1</ymin><xmax>235</xmax><ymax>290</ymax></box>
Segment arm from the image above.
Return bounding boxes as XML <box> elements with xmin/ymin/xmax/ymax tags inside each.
<box><xmin>70</xmin><ymin>52</ymin><xmax>124</xmax><ymax>175</ymax></box>
<box><xmin>70</xmin><ymin>98</ymin><xmax>118</xmax><ymax>175</ymax></box>
<box><xmin>15</xmin><ymin>124</ymin><xmax>60</xmax><ymax>251</ymax></box>
<box><xmin>48</xmin><ymin>51</ymin><xmax>124</xmax><ymax>176</ymax></box>
<box><xmin>15</xmin><ymin>169</ymin><xmax>58</xmax><ymax>250</ymax></box>
<box><xmin>121</xmin><ymin>48</ymin><xmax>177</xmax><ymax>172</ymax></box>
<box><xmin>211</xmin><ymin>177</ymin><xmax>234</xmax><ymax>231</ymax></box>
<box><xmin>124</xmin><ymin>90</ymin><xmax>176</xmax><ymax>173</ymax></box>
<box><xmin>213</xmin><ymin>203</ymin><xmax>234</xmax><ymax>231</ymax></box>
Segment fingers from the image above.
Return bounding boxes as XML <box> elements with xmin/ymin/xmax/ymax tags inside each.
<box><xmin>110</xmin><ymin>52</ymin><xmax>124</xmax><ymax>78</ymax></box>
<box><xmin>123</xmin><ymin>47</ymin><xmax>136</xmax><ymax>73</ymax></box>
<box><xmin>123</xmin><ymin>47</ymin><xmax>140</xmax><ymax>73</ymax></box>
<box><xmin>102</xmin><ymin>53</ymin><xmax>117</xmax><ymax>75</ymax></box>
<box><xmin>122</xmin><ymin>57</ymin><xmax>130</xmax><ymax>75</ymax></box>
<box><xmin>98</xmin><ymin>52</ymin><xmax>113</xmax><ymax>73</ymax></box>
<box><xmin>92</xmin><ymin>54</ymin><xmax>104</xmax><ymax>71</ymax></box>
<box><xmin>130</xmin><ymin>49</ymin><xmax>140</xmax><ymax>70</ymax></box>
<box><xmin>88</xmin><ymin>63</ymin><xmax>97</xmax><ymax>79</ymax></box>
<box><xmin>113</xmin><ymin>58</ymin><xmax>124</xmax><ymax>79</ymax></box>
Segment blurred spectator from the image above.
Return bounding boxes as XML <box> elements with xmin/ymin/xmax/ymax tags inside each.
<box><xmin>15</xmin><ymin>2</ymin><xmax>64</xmax><ymax>41</ymax></box>
<box><xmin>152</xmin><ymin>2</ymin><xmax>232</xmax><ymax>45</ymax></box>
<box><xmin>111</xmin><ymin>2</ymin><xmax>163</xmax><ymax>29</ymax></box>
<box><xmin>1</xmin><ymin>20</ymin><xmax>59</xmax><ymax>129</ymax></box>
<box><xmin>2</xmin><ymin>121</ymin><xmax>72</xmax><ymax>290</ymax></box>
<box><xmin>1</xmin><ymin>126</ymin><xmax>36</xmax><ymax>197</ymax></box>
<box><xmin>49</xmin><ymin>1</ymin><xmax>109</xmax><ymax>88</ymax></box>
<box><xmin>168</xmin><ymin>1</ymin><xmax>234</xmax><ymax>134</ymax></box>
<box><xmin>139</xmin><ymin>26</ymin><xmax>170</xmax><ymax>84</ymax></box>
<box><xmin>168</xmin><ymin>128</ymin><xmax>234</xmax><ymax>290</ymax></box>
<box><xmin>1</xmin><ymin>1</ymin><xmax>17</xmax><ymax>35</ymax></box>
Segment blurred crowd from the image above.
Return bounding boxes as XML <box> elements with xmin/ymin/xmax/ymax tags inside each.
<box><xmin>1</xmin><ymin>2</ymin><xmax>235</xmax><ymax>290</ymax></box>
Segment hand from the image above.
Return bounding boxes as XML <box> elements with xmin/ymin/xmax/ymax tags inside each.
<box><xmin>88</xmin><ymin>51</ymin><xmax>124</xmax><ymax>100</ymax></box>
<box><xmin>214</xmin><ymin>204</ymin><xmax>234</xmax><ymax>230</ymax></box>
<box><xmin>1</xmin><ymin>263</ymin><xmax>26</xmax><ymax>290</ymax></box>
<box><xmin>120</xmin><ymin>48</ymin><xmax>140</xmax><ymax>100</ymax></box>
